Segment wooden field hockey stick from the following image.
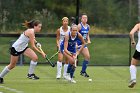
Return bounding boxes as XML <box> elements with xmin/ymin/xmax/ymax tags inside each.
<box><xmin>38</xmin><ymin>46</ymin><xmax>55</xmax><ymax>67</ymax></box>
<box><xmin>48</xmin><ymin>51</ymin><xmax>59</xmax><ymax>61</ymax></box>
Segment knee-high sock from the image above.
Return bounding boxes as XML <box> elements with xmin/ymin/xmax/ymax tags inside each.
<box><xmin>0</xmin><ymin>66</ymin><xmax>10</xmax><ymax>78</ymax></box>
<box><xmin>67</xmin><ymin>64</ymin><xmax>75</xmax><ymax>78</ymax></box>
<box><xmin>130</xmin><ymin>65</ymin><xmax>137</xmax><ymax>80</ymax></box>
<box><xmin>70</xmin><ymin>66</ymin><xmax>75</xmax><ymax>78</ymax></box>
<box><xmin>81</xmin><ymin>60</ymin><xmax>89</xmax><ymax>72</ymax></box>
<box><xmin>67</xmin><ymin>64</ymin><xmax>72</xmax><ymax>73</ymax></box>
<box><xmin>57</xmin><ymin>61</ymin><xmax>62</xmax><ymax>76</ymax></box>
<box><xmin>28</xmin><ymin>60</ymin><xmax>37</xmax><ymax>74</ymax></box>
<box><xmin>63</xmin><ymin>64</ymin><xmax>68</xmax><ymax>77</ymax></box>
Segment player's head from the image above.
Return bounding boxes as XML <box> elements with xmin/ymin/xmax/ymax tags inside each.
<box><xmin>81</xmin><ymin>13</ymin><xmax>88</xmax><ymax>23</ymax></box>
<box><xmin>22</xmin><ymin>20</ymin><xmax>42</xmax><ymax>32</ymax></box>
<box><xmin>62</xmin><ymin>17</ymin><xmax>69</xmax><ymax>26</ymax></box>
<box><xmin>71</xmin><ymin>24</ymin><xmax>78</xmax><ymax>36</ymax></box>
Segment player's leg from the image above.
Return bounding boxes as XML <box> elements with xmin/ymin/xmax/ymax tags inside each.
<box><xmin>63</xmin><ymin>52</ymin><xmax>76</xmax><ymax>83</ymax></box>
<box><xmin>0</xmin><ymin>55</ymin><xmax>19</xmax><ymax>84</ymax></box>
<box><xmin>63</xmin><ymin>57</ymin><xmax>71</xmax><ymax>80</ymax></box>
<box><xmin>80</xmin><ymin>47</ymin><xmax>90</xmax><ymax>77</ymax></box>
<box><xmin>23</xmin><ymin>48</ymin><xmax>39</xmax><ymax>80</ymax></box>
<box><xmin>56</xmin><ymin>52</ymin><xmax>63</xmax><ymax>79</ymax></box>
<box><xmin>128</xmin><ymin>58</ymin><xmax>138</xmax><ymax>88</ymax></box>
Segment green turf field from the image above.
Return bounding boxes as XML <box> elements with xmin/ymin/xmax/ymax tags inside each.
<box><xmin>0</xmin><ymin>65</ymin><xmax>139</xmax><ymax>93</ymax></box>
<box><xmin>0</xmin><ymin>37</ymin><xmax>131</xmax><ymax>66</ymax></box>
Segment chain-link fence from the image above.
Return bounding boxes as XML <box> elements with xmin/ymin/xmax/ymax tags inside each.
<box><xmin>0</xmin><ymin>34</ymin><xmax>133</xmax><ymax>66</ymax></box>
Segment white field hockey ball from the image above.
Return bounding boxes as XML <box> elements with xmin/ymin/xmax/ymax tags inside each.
<box><xmin>88</xmin><ymin>79</ymin><xmax>92</xmax><ymax>82</ymax></box>
<box><xmin>36</xmin><ymin>43</ymin><xmax>41</xmax><ymax>48</ymax></box>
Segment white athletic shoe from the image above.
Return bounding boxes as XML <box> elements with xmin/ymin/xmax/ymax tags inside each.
<box><xmin>56</xmin><ymin>74</ymin><xmax>61</xmax><ymax>79</ymax></box>
<box><xmin>70</xmin><ymin>79</ymin><xmax>76</xmax><ymax>83</ymax></box>
<box><xmin>63</xmin><ymin>75</ymin><xmax>71</xmax><ymax>81</ymax></box>
<box><xmin>128</xmin><ymin>79</ymin><xmax>136</xmax><ymax>88</ymax></box>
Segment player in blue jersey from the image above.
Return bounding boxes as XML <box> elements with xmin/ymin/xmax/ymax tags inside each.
<box><xmin>60</xmin><ymin>25</ymin><xmax>86</xmax><ymax>83</ymax></box>
<box><xmin>77</xmin><ymin>13</ymin><xmax>91</xmax><ymax>77</ymax></box>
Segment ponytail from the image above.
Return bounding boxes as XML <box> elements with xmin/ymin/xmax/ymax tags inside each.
<box><xmin>22</xmin><ymin>20</ymin><xmax>41</xmax><ymax>28</ymax></box>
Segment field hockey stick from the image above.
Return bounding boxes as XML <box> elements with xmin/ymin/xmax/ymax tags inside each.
<box><xmin>74</xmin><ymin>54</ymin><xmax>77</xmax><ymax>67</ymax></box>
<box><xmin>48</xmin><ymin>51</ymin><xmax>59</xmax><ymax>61</ymax></box>
<box><xmin>37</xmin><ymin>46</ymin><xmax>55</xmax><ymax>67</ymax></box>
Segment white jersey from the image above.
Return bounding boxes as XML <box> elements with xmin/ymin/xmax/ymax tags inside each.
<box><xmin>136</xmin><ymin>31</ymin><xmax>140</xmax><ymax>52</ymax></box>
<box><xmin>12</xmin><ymin>29</ymin><xmax>33</xmax><ymax>52</ymax></box>
<box><xmin>59</xmin><ymin>26</ymin><xmax>70</xmax><ymax>44</ymax></box>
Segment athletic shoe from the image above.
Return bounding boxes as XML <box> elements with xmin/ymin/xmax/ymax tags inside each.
<box><xmin>56</xmin><ymin>75</ymin><xmax>61</xmax><ymax>79</ymax></box>
<box><xmin>128</xmin><ymin>79</ymin><xmax>136</xmax><ymax>88</ymax></box>
<box><xmin>80</xmin><ymin>71</ymin><xmax>89</xmax><ymax>77</ymax></box>
<box><xmin>70</xmin><ymin>79</ymin><xmax>76</xmax><ymax>83</ymax></box>
<box><xmin>63</xmin><ymin>75</ymin><xmax>71</xmax><ymax>81</ymax></box>
<box><xmin>0</xmin><ymin>78</ymin><xmax>3</xmax><ymax>84</ymax></box>
<box><xmin>27</xmin><ymin>74</ymin><xmax>39</xmax><ymax>80</ymax></box>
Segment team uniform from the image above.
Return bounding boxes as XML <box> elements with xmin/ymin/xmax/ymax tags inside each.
<box><xmin>77</xmin><ymin>22</ymin><xmax>89</xmax><ymax>48</ymax></box>
<box><xmin>77</xmin><ymin>22</ymin><xmax>90</xmax><ymax>77</ymax></box>
<box><xmin>60</xmin><ymin>32</ymin><xmax>79</xmax><ymax>83</ymax></box>
<box><xmin>56</xmin><ymin>26</ymin><xmax>70</xmax><ymax>79</ymax></box>
<box><xmin>59</xmin><ymin>26</ymin><xmax>70</xmax><ymax>50</ymax></box>
<box><xmin>133</xmin><ymin>31</ymin><xmax>140</xmax><ymax>60</ymax></box>
<box><xmin>60</xmin><ymin>32</ymin><xmax>79</xmax><ymax>54</ymax></box>
<box><xmin>10</xmin><ymin>32</ymin><xmax>30</xmax><ymax>56</ymax></box>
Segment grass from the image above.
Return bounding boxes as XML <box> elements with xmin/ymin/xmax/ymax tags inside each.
<box><xmin>0</xmin><ymin>65</ymin><xmax>140</xmax><ymax>93</ymax></box>
<box><xmin>0</xmin><ymin>37</ymin><xmax>131</xmax><ymax>66</ymax></box>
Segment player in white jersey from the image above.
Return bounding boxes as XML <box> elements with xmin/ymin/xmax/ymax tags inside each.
<box><xmin>128</xmin><ymin>23</ymin><xmax>140</xmax><ymax>88</ymax></box>
<box><xmin>56</xmin><ymin>17</ymin><xmax>70</xmax><ymax>79</ymax></box>
<box><xmin>0</xmin><ymin>20</ymin><xmax>46</xmax><ymax>84</ymax></box>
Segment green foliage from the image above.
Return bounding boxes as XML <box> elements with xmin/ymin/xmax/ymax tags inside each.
<box><xmin>0</xmin><ymin>0</ymin><xmax>138</xmax><ymax>33</ymax></box>
<box><xmin>81</xmin><ymin>0</ymin><xmax>137</xmax><ymax>31</ymax></box>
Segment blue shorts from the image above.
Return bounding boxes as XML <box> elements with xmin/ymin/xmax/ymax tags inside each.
<box><xmin>77</xmin><ymin>44</ymin><xmax>87</xmax><ymax>50</ymax></box>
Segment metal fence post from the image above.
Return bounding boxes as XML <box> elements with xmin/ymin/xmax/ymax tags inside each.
<box><xmin>129</xmin><ymin>37</ymin><xmax>131</xmax><ymax>66</ymax></box>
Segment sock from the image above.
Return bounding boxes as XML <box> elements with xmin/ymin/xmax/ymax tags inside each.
<box><xmin>67</xmin><ymin>64</ymin><xmax>72</xmax><ymax>73</ymax></box>
<box><xmin>57</xmin><ymin>61</ymin><xmax>62</xmax><ymax>76</ymax></box>
<box><xmin>81</xmin><ymin>60</ymin><xmax>89</xmax><ymax>72</ymax></box>
<box><xmin>28</xmin><ymin>60</ymin><xmax>37</xmax><ymax>74</ymax></box>
<box><xmin>70</xmin><ymin>65</ymin><xmax>75</xmax><ymax>78</ymax></box>
<box><xmin>63</xmin><ymin>64</ymin><xmax>68</xmax><ymax>77</ymax></box>
<box><xmin>130</xmin><ymin>65</ymin><xmax>137</xmax><ymax>80</ymax></box>
<box><xmin>0</xmin><ymin>66</ymin><xmax>10</xmax><ymax>78</ymax></box>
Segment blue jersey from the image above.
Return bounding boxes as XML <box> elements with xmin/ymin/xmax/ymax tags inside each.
<box><xmin>60</xmin><ymin>32</ymin><xmax>79</xmax><ymax>54</ymax></box>
<box><xmin>77</xmin><ymin>22</ymin><xmax>89</xmax><ymax>45</ymax></box>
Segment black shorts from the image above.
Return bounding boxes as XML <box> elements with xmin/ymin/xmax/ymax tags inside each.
<box><xmin>133</xmin><ymin>50</ymin><xmax>140</xmax><ymax>60</ymax></box>
<box><xmin>10</xmin><ymin>47</ymin><xmax>28</xmax><ymax>56</ymax></box>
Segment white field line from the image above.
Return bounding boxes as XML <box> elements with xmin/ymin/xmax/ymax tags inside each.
<box><xmin>0</xmin><ymin>85</ymin><xmax>24</xmax><ymax>93</ymax></box>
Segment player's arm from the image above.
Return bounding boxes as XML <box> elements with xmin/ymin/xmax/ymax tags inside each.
<box><xmin>87</xmin><ymin>25</ymin><xmax>91</xmax><ymax>44</ymax></box>
<box><xmin>77</xmin><ymin>24</ymin><xmax>81</xmax><ymax>32</ymax></box>
<box><xmin>56</xmin><ymin>28</ymin><xmax>60</xmax><ymax>49</ymax></box>
<box><xmin>64</xmin><ymin>35</ymin><xmax>72</xmax><ymax>56</ymax></box>
<box><xmin>130</xmin><ymin>24</ymin><xmax>139</xmax><ymax>47</ymax></box>
<box><xmin>27</xmin><ymin>30</ymin><xmax>46</xmax><ymax>57</ymax></box>
<box><xmin>77</xmin><ymin>32</ymin><xmax>86</xmax><ymax>55</ymax></box>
